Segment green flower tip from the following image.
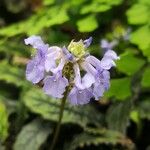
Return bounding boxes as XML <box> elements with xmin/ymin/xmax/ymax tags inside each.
<box><xmin>68</xmin><ymin>40</ymin><xmax>86</xmax><ymax>58</ymax></box>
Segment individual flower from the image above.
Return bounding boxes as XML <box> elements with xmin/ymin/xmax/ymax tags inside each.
<box><xmin>25</xmin><ymin>36</ymin><xmax>49</xmax><ymax>84</ymax></box>
<box><xmin>25</xmin><ymin>36</ymin><xmax>119</xmax><ymax>105</ymax></box>
<box><xmin>100</xmin><ymin>39</ymin><xmax>118</xmax><ymax>52</ymax></box>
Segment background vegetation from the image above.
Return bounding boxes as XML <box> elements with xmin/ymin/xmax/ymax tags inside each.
<box><xmin>0</xmin><ymin>0</ymin><xmax>150</xmax><ymax>149</ymax></box>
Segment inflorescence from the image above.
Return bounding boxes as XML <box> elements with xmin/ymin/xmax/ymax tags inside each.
<box><xmin>25</xmin><ymin>36</ymin><xmax>120</xmax><ymax>105</ymax></box>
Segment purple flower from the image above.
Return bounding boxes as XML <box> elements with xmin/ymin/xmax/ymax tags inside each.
<box><xmin>82</xmin><ymin>49</ymin><xmax>119</xmax><ymax>100</ymax></box>
<box><xmin>25</xmin><ymin>36</ymin><xmax>49</xmax><ymax>84</ymax></box>
<box><xmin>43</xmin><ymin>71</ymin><xmax>68</xmax><ymax>98</ymax></box>
<box><xmin>68</xmin><ymin>87</ymin><xmax>93</xmax><ymax>105</ymax></box>
<box><xmin>100</xmin><ymin>50</ymin><xmax>120</xmax><ymax>70</ymax></box>
<box><xmin>100</xmin><ymin>39</ymin><xmax>118</xmax><ymax>55</ymax></box>
<box><xmin>26</xmin><ymin>58</ymin><xmax>45</xmax><ymax>84</ymax></box>
<box><xmin>25</xmin><ymin>35</ymin><xmax>48</xmax><ymax>49</ymax></box>
<box><xmin>92</xmin><ymin>70</ymin><xmax>110</xmax><ymax>100</ymax></box>
<box><xmin>25</xmin><ymin>36</ymin><xmax>119</xmax><ymax>105</ymax></box>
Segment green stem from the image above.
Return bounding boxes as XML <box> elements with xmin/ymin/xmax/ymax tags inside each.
<box><xmin>50</xmin><ymin>89</ymin><xmax>68</xmax><ymax>150</ymax></box>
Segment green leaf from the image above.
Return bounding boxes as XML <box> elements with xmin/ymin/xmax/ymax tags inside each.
<box><xmin>27</xmin><ymin>7</ymin><xmax>69</xmax><ymax>35</ymax></box>
<box><xmin>116</xmin><ymin>51</ymin><xmax>145</xmax><ymax>76</ymax></box>
<box><xmin>130</xmin><ymin>110</ymin><xmax>140</xmax><ymax>124</ymax></box>
<box><xmin>80</xmin><ymin>3</ymin><xmax>110</xmax><ymax>14</ymax></box>
<box><xmin>80</xmin><ymin>0</ymin><xmax>122</xmax><ymax>14</ymax></box>
<box><xmin>138</xmin><ymin>99</ymin><xmax>150</xmax><ymax>120</ymax></box>
<box><xmin>107</xmin><ymin>0</ymin><xmax>123</xmax><ymax>5</ymax></box>
<box><xmin>77</xmin><ymin>15</ymin><xmax>98</xmax><ymax>32</ymax></box>
<box><xmin>0</xmin><ymin>22</ymin><xmax>25</xmax><ymax>37</ymax></box>
<box><xmin>94</xmin><ymin>0</ymin><xmax>123</xmax><ymax>5</ymax></box>
<box><xmin>43</xmin><ymin>0</ymin><xmax>55</xmax><ymax>6</ymax></box>
<box><xmin>0</xmin><ymin>6</ymin><xmax>69</xmax><ymax>37</ymax></box>
<box><xmin>66</xmin><ymin>127</ymin><xmax>134</xmax><ymax>150</ymax></box>
<box><xmin>14</xmin><ymin>119</ymin><xmax>52</xmax><ymax>150</ymax></box>
<box><xmin>138</xmin><ymin>0</ymin><xmax>150</xmax><ymax>5</ymax></box>
<box><xmin>141</xmin><ymin>67</ymin><xmax>150</xmax><ymax>88</ymax></box>
<box><xmin>0</xmin><ymin>62</ymin><xmax>26</xmax><ymax>86</ymax></box>
<box><xmin>0</xmin><ymin>39</ymin><xmax>29</xmax><ymax>56</ymax></box>
<box><xmin>127</xmin><ymin>4</ymin><xmax>149</xmax><ymax>25</ymax></box>
<box><xmin>23</xmin><ymin>87</ymin><xmax>102</xmax><ymax>127</ymax></box>
<box><xmin>105</xmin><ymin>77</ymin><xmax>132</xmax><ymax>100</ymax></box>
<box><xmin>69</xmin><ymin>0</ymin><xmax>85</xmax><ymax>6</ymax></box>
<box><xmin>106</xmin><ymin>100</ymin><xmax>132</xmax><ymax>133</ymax></box>
<box><xmin>0</xmin><ymin>101</ymin><xmax>9</xmax><ymax>142</ymax></box>
<box><xmin>0</xmin><ymin>95</ymin><xmax>17</xmax><ymax>115</ymax></box>
<box><xmin>131</xmin><ymin>26</ymin><xmax>150</xmax><ymax>60</ymax></box>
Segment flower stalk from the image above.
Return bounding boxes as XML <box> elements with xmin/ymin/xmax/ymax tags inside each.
<box><xmin>50</xmin><ymin>87</ymin><xmax>69</xmax><ymax>150</ymax></box>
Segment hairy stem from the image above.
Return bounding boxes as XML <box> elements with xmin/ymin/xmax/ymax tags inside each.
<box><xmin>50</xmin><ymin>89</ymin><xmax>68</xmax><ymax>150</ymax></box>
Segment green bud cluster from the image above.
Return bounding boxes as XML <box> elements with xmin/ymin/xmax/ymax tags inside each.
<box><xmin>68</xmin><ymin>40</ymin><xmax>85</xmax><ymax>58</ymax></box>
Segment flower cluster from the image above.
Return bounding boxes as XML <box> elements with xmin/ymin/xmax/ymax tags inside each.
<box><xmin>25</xmin><ymin>36</ymin><xmax>119</xmax><ymax>105</ymax></box>
<box><xmin>100</xmin><ymin>28</ymin><xmax>131</xmax><ymax>54</ymax></box>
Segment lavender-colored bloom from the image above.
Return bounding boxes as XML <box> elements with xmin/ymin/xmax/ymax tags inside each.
<box><xmin>92</xmin><ymin>70</ymin><xmax>110</xmax><ymax>100</ymax></box>
<box><xmin>81</xmin><ymin>60</ymin><xmax>110</xmax><ymax>100</ymax></box>
<box><xmin>101</xmin><ymin>39</ymin><xmax>118</xmax><ymax>50</ymax></box>
<box><xmin>25</xmin><ymin>35</ymin><xmax>119</xmax><ymax>105</ymax></box>
<box><xmin>68</xmin><ymin>87</ymin><xmax>93</xmax><ymax>105</ymax></box>
<box><xmin>24</xmin><ymin>35</ymin><xmax>48</xmax><ymax>49</ymax></box>
<box><xmin>100</xmin><ymin>50</ymin><xmax>120</xmax><ymax>70</ymax></box>
<box><xmin>26</xmin><ymin>58</ymin><xmax>44</xmax><ymax>84</ymax></box>
<box><xmin>25</xmin><ymin>37</ymin><xmax>49</xmax><ymax>83</ymax></box>
<box><xmin>101</xmin><ymin>39</ymin><xmax>112</xmax><ymax>50</ymax></box>
<box><xmin>83</xmin><ymin>49</ymin><xmax>119</xmax><ymax>100</ymax></box>
<box><xmin>43</xmin><ymin>72</ymin><xmax>68</xmax><ymax>98</ymax></box>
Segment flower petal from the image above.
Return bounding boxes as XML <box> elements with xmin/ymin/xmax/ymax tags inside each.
<box><xmin>84</xmin><ymin>37</ymin><xmax>92</xmax><ymax>48</ymax></box>
<box><xmin>68</xmin><ymin>87</ymin><xmax>93</xmax><ymax>105</ymax></box>
<box><xmin>43</xmin><ymin>72</ymin><xmax>68</xmax><ymax>98</ymax></box>
<box><xmin>81</xmin><ymin>61</ymin><xmax>98</xmax><ymax>76</ymax></box>
<box><xmin>82</xmin><ymin>73</ymin><xmax>95</xmax><ymax>88</ymax></box>
<box><xmin>45</xmin><ymin>46</ymin><xmax>62</xmax><ymax>72</ymax></box>
<box><xmin>24</xmin><ymin>35</ymin><xmax>47</xmax><ymax>49</ymax></box>
<box><xmin>104</xmin><ymin>50</ymin><xmax>120</xmax><ymax>60</ymax></box>
<box><xmin>86</xmin><ymin>55</ymin><xmax>102</xmax><ymax>70</ymax></box>
<box><xmin>48</xmin><ymin>46</ymin><xmax>62</xmax><ymax>60</ymax></box>
<box><xmin>92</xmin><ymin>70</ymin><xmax>110</xmax><ymax>100</ymax></box>
<box><xmin>51</xmin><ymin>58</ymin><xmax>66</xmax><ymax>74</ymax></box>
<box><xmin>100</xmin><ymin>50</ymin><xmax>120</xmax><ymax>70</ymax></box>
<box><xmin>73</xmin><ymin>63</ymin><xmax>83</xmax><ymax>89</ymax></box>
<box><xmin>100</xmin><ymin>57</ymin><xmax>116</xmax><ymax>70</ymax></box>
<box><xmin>26</xmin><ymin>59</ymin><xmax>44</xmax><ymax>84</ymax></box>
<box><xmin>93</xmin><ymin>82</ymin><xmax>105</xmax><ymax>100</ymax></box>
<box><xmin>62</xmin><ymin>46</ymin><xmax>74</xmax><ymax>61</ymax></box>
<box><xmin>74</xmin><ymin>63</ymin><xmax>95</xmax><ymax>90</ymax></box>
<box><xmin>100</xmin><ymin>39</ymin><xmax>118</xmax><ymax>50</ymax></box>
<box><xmin>101</xmin><ymin>39</ymin><xmax>112</xmax><ymax>50</ymax></box>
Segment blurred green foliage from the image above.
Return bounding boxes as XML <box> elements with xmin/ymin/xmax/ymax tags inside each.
<box><xmin>0</xmin><ymin>101</ymin><xmax>9</xmax><ymax>142</ymax></box>
<box><xmin>0</xmin><ymin>0</ymin><xmax>150</xmax><ymax>150</ymax></box>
